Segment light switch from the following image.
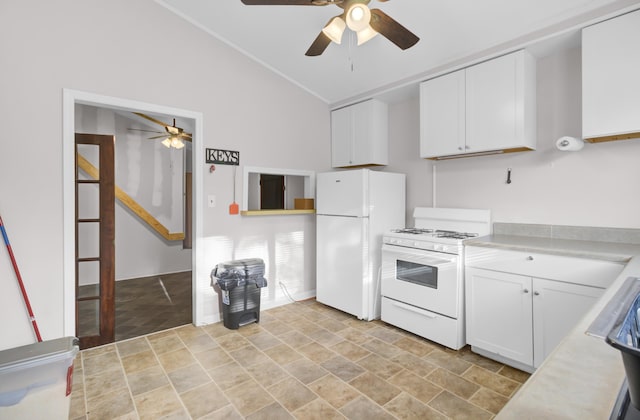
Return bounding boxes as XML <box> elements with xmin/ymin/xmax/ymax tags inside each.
<box><xmin>208</xmin><ymin>195</ymin><xmax>216</xmax><ymax>208</ymax></box>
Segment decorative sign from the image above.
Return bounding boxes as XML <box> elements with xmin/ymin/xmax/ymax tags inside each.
<box><xmin>206</xmin><ymin>148</ymin><xmax>239</xmax><ymax>166</ymax></box>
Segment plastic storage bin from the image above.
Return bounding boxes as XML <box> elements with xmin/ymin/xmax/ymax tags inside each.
<box><xmin>0</xmin><ymin>336</ymin><xmax>79</xmax><ymax>418</ymax></box>
<box><xmin>211</xmin><ymin>258</ymin><xmax>267</xmax><ymax>329</ymax></box>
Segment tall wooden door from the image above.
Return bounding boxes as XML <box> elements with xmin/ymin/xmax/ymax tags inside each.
<box><xmin>75</xmin><ymin>133</ymin><xmax>115</xmax><ymax>349</ymax></box>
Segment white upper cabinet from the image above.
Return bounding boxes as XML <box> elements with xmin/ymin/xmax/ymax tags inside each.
<box><xmin>331</xmin><ymin>99</ymin><xmax>388</xmax><ymax>168</ymax></box>
<box><xmin>582</xmin><ymin>9</ymin><xmax>640</xmax><ymax>142</ymax></box>
<box><xmin>420</xmin><ymin>50</ymin><xmax>537</xmax><ymax>159</ymax></box>
<box><xmin>420</xmin><ymin>70</ymin><xmax>466</xmax><ymax>157</ymax></box>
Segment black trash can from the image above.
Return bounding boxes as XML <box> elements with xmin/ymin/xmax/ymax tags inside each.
<box><xmin>211</xmin><ymin>258</ymin><xmax>267</xmax><ymax>329</ymax></box>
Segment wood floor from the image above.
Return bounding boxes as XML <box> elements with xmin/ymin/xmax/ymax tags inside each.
<box><xmin>78</xmin><ymin>271</ymin><xmax>192</xmax><ymax>342</ymax></box>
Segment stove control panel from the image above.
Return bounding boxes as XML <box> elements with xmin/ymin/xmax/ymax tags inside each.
<box><xmin>383</xmin><ymin>236</ymin><xmax>461</xmax><ymax>255</ymax></box>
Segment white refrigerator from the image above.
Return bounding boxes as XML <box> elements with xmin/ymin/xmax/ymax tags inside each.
<box><xmin>316</xmin><ymin>169</ymin><xmax>405</xmax><ymax>321</ymax></box>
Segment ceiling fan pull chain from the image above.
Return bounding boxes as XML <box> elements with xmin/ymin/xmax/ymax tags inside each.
<box><xmin>349</xmin><ymin>31</ymin><xmax>354</xmax><ymax>72</ymax></box>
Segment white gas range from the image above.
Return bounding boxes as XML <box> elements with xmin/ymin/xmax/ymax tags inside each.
<box><xmin>380</xmin><ymin>207</ymin><xmax>491</xmax><ymax>350</ymax></box>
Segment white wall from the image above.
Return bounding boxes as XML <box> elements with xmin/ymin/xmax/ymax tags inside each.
<box><xmin>0</xmin><ymin>0</ymin><xmax>329</xmax><ymax>349</ymax></box>
<box><xmin>388</xmin><ymin>46</ymin><xmax>640</xmax><ymax>229</ymax></box>
<box><xmin>385</xmin><ymin>97</ymin><xmax>433</xmax><ymax>225</ymax></box>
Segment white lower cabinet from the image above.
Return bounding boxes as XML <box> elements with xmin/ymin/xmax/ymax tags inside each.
<box><xmin>531</xmin><ymin>278</ymin><xmax>603</xmax><ymax>368</ymax></box>
<box><xmin>466</xmin><ymin>268</ymin><xmax>533</xmax><ymax>367</ymax></box>
<box><xmin>465</xmin><ymin>250</ymin><xmax>617</xmax><ymax>372</ymax></box>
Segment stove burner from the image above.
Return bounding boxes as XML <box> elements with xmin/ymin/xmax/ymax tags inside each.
<box><xmin>435</xmin><ymin>230</ymin><xmax>479</xmax><ymax>240</ymax></box>
<box><xmin>391</xmin><ymin>228</ymin><xmax>434</xmax><ymax>234</ymax></box>
<box><xmin>390</xmin><ymin>228</ymin><xmax>479</xmax><ymax>240</ymax></box>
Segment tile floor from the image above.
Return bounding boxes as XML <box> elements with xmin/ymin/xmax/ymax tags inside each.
<box><xmin>69</xmin><ymin>300</ymin><xmax>530</xmax><ymax>419</ymax></box>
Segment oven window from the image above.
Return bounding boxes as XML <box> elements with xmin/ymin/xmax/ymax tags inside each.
<box><xmin>396</xmin><ymin>260</ymin><xmax>438</xmax><ymax>288</ymax></box>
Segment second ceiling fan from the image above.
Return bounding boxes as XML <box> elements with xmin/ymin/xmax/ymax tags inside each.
<box><xmin>129</xmin><ymin>113</ymin><xmax>192</xmax><ymax>149</ymax></box>
<box><xmin>240</xmin><ymin>0</ymin><xmax>419</xmax><ymax>56</ymax></box>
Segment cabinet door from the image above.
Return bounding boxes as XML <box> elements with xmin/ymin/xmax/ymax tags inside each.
<box><xmin>466</xmin><ymin>50</ymin><xmax>535</xmax><ymax>153</ymax></box>
<box><xmin>532</xmin><ymin>279</ymin><xmax>604</xmax><ymax>368</ymax></box>
<box><xmin>466</xmin><ymin>53</ymin><xmax>518</xmax><ymax>152</ymax></box>
<box><xmin>351</xmin><ymin>100</ymin><xmax>373</xmax><ymax>165</ymax></box>
<box><xmin>331</xmin><ymin>106</ymin><xmax>353</xmax><ymax>167</ymax></box>
<box><xmin>582</xmin><ymin>9</ymin><xmax>640</xmax><ymax>140</ymax></box>
<box><xmin>420</xmin><ymin>70</ymin><xmax>466</xmax><ymax>158</ymax></box>
<box><xmin>331</xmin><ymin>100</ymin><xmax>388</xmax><ymax>167</ymax></box>
<box><xmin>466</xmin><ymin>267</ymin><xmax>533</xmax><ymax>366</ymax></box>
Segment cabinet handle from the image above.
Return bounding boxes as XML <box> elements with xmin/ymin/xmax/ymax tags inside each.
<box><xmin>523</xmin><ymin>288</ymin><xmax>529</xmax><ymax>293</ymax></box>
<box><xmin>527</xmin><ymin>256</ymin><xmax>534</xmax><ymax>261</ymax></box>
<box><xmin>534</xmin><ymin>291</ymin><xmax>540</xmax><ymax>296</ymax></box>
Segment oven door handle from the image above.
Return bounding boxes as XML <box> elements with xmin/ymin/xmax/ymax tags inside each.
<box><xmin>382</xmin><ymin>244</ymin><xmax>455</xmax><ymax>265</ymax></box>
<box><xmin>390</xmin><ymin>300</ymin><xmax>437</xmax><ymax>318</ymax></box>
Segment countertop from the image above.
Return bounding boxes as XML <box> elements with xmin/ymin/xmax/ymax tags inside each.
<box><xmin>465</xmin><ymin>234</ymin><xmax>640</xmax><ymax>419</ymax></box>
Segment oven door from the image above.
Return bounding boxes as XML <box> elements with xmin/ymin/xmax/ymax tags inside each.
<box><xmin>381</xmin><ymin>243</ymin><xmax>460</xmax><ymax>318</ymax></box>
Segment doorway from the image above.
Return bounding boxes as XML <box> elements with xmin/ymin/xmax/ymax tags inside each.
<box><xmin>63</xmin><ymin>90</ymin><xmax>204</xmax><ymax>345</ymax></box>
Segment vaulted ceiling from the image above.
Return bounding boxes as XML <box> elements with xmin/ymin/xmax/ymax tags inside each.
<box><xmin>156</xmin><ymin>0</ymin><xmax>639</xmax><ymax>107</ymax></box>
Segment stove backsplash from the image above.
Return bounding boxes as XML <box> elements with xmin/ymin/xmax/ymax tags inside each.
<box><xmin>493</xmin><ymin>223</ymin><xmax>640</xmax><ymax>245</ymax></box>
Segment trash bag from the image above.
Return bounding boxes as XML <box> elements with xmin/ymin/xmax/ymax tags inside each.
<box><xmin>210</xmin><ymin>258</ymin><xmax>267</xmax><ymax>291</ymax></box>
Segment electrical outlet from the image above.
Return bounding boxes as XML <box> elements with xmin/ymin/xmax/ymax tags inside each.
<box><xmin>208</xmin><ymin>195</ymin><xmax>216</xmax><ymax>208</ymax></box>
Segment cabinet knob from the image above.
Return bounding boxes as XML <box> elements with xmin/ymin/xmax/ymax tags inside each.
<box><xmin>458</xmin><ymin>147</ymin><xmax>463</xmax><ymax>151</ymax></box>
<box><xmin>465</xmin><ymin>145</ymin><xmax>470</xmax><ymax>150</ymax></box>
<box><xmin>527</xmin><ymin>256</ymin><xmax>534</xmax><ymax>261</ymax></box>
<box><xmin>534</xmin><ymin>291</ymin><xmax>540</xmax><ymax>296</ymax></box>
<box><xmin>523</xmin><ymin>288</ymin><xmax>529</xmax><ymax>293</ymax></box>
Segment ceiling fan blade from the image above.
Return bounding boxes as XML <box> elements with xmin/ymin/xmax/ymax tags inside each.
<box><xmin>127</xmin><ymin>128</ymin><xmax>164</xmax><ymax>134</ymax></box>
<box><xmin>305</xmin><ymin>31</ymin><xmax>332</xmax><ymax>56</ymax></box>
<box><xmin>133</xmin><ymin>112</ymin><xmax>170</xmax><ymax>129</ymax></box>
<box><xmin>148</xmin><ymin>135</ymin><xmax>170</xmax><ymax>140</ymax></box>
<box><xmin>241</xmin><ymin>0</ymin><xmax>323</xmax><ymax>5</ymax></box>
<box><xmin>370</xmin><ymin>8</ymin><xmax>419</xmax><ymax>50</ymax></box>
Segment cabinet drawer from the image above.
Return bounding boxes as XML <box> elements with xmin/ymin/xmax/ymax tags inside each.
<box><xmin>381</xmin><ymin>297</ymin><xmax>464</xmax><ymax>350</ymax></box>
<box><xmin>465</xmin><ymin>246</ymin><xmax>623</xmax><ymax>288</ymax></box>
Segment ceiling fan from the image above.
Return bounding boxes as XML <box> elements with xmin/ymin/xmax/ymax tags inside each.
<box><xmin>240</xmin><ymin>0</ymin><xmax>419</xmax><ymax>56</ymax></box>
<box><xmin>128</xmin><ymin>112</ymin><xmax>192</xmax><ymax>149</ymax></box>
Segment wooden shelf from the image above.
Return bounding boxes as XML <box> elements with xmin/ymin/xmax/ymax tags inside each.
<box><xmin>240</xmin><ymin>209</ymin><xmax>316</xmax><ymax>216</ymax></box>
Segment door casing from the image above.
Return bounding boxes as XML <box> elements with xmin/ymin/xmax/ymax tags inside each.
<box><xmin>63</xmin><ymin>89</ymin><xmax>204</xmax><ymax>337</ymax></box>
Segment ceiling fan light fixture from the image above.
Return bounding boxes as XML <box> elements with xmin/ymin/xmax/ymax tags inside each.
<box><xmin>161</xmin><ymin>138</ymin><xmax>172</xmax><ymax>148</ymax></box>
<box><xmin>356</xmin><ymin>25</ymin><xmax>377</xmax><ymax>45</ymax></box>
<box><xmin>346</xmin><ymin>4</ymin><xmax>371</xmax><ymax>32</ymax></box>
<box><xmin>322</xmin><ymin>16</ymin><xmax>346</xmax><ymax>44</ymax></box>
<box><xmin>171</xmin><ymin>137</ymin><xmax>185</xmax><ymax>149</ymax></box>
